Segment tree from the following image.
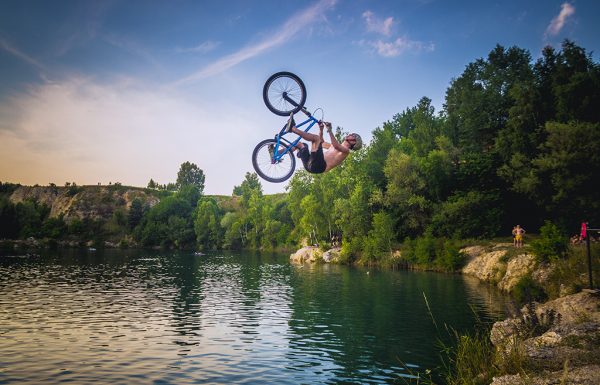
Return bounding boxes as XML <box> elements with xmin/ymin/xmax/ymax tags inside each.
<box><xmin>176</xmin><ymin>161</ymin><xmax>205</xmax><ymax>192</ymax></box>
<box><xmin>135</xmin><ymin>195</ymin><xmax>195</xmax><ymax>248</ymax></box>
<box><xmin>0</xmin><ymin>197</ymin><xmax>18</xmax><ymax>238</ymax></box>
<box><xmin>528</xmin><ymin>121</ymin><xmax>600</xmax><ymax>227</ymax></box>
<box><xmin>194</xmin><ymin>198</ymin><xmax>222</xmax><ymax>250</ymax></box>
<box><xmin>128</xmin><ymin>198</ymin><xmax>144</xmax><ymax>229</ymax></box>
<box><xmin>233</xmin><ymin>172</ymin><xmax>263</xmax><ymax>207</ymax></box>
<box><xmin>147</xmin><ymin>179</ymin><xmax>156</xmax><ymax>189</ymax></box>
<box><xmin>363</xmin><ymin>212</ymin><xmax>394</xmax><ymax>263</ymax></box>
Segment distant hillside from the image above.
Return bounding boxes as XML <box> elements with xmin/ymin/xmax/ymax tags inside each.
<box><xmin>8</xmin><ymin>185</ymin><xmax>163</xmax><ymax>224</ymax></box>
<box><xmin>1</xmin><ymin>183</ymin><xmax>275</xmax><ymax>248</ymax></box>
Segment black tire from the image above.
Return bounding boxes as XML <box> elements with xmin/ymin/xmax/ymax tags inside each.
<box><xmin>263</xmin><ymin>72</ymin><xmax>307</xmax><ymax>116</ymax></box>
<box><xmin>252</xmin><ymin>139</ymin><xmax>296</xmax><ymax>183</ymax></box>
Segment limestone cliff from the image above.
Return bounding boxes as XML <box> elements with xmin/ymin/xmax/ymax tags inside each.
<box><xmin>9</xmin><ymin>185</ymin><xmax>160</xmax><ymax>224</ymax></box>
<box><xmin>461</xmin><ymin>244</ymin><xmax>540</xmax><ymax>293</ymax></box>
<box><xmin>490</xmin><ymin>290</ymin><xmax>600</xmax><ymax>385</ymax></box>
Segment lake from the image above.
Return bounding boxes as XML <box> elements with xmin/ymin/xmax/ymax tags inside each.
<box><xmin>0</xmin><ymin>249</ymin><xmax>511</xmax><ymax>384</ymax></box>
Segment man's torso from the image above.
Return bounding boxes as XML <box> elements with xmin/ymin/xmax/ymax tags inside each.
<box><xmin>323</xmin><ymin>146</ymin><xmax>348</xmax><ymax>172</ymax></box>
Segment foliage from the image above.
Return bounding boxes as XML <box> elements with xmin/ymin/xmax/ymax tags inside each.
<box><xmin>436</xmin><ymin>238</ymin><xmax>466</xmax><ymax>271</ymax></box>
<box><xmin>430</xmin><ymin>190</ymin><xmax>503</xmax><ymax>239</ymax></box>
<box><xmin>530</xmin><ymin>221</ymin><xmax>569</xmax><ymax>262</ymax></box>
<box><xmin>0</xmin><ymin>196</ymin><xmax>19</xmax><ymax>238</ymax></box>
<box><xmin>135</xmin><ymin>194</ymin><xmax>196</xmax><ymax>248</ymax></box>
<box><xmin>443</xmin><ymin>328</ymin><xmax>498</xmax><ymax>385</ymax></box>
<box><xmin>194</xmin><ymin>197</ymin><xmax>222</xmax><ymax>250</ymax></box>
<box><xmin>516</xmin><ymin>303</ymin><xmax>559</xmax><ymax>338</ymax></box>
<box><xmin>511</xmin><ymin>275</ymin><xmax>547</xmax><ymax>304</ymax></box>
<box><xmin>362</xmin><ymin>211</ymin><xmax>394</xmax><ymax>264</ymax></box>
<box><xmin>414</xmin><ymin>231</ymin><xmax>437</xmax><ymax>265</ymax></box>
<box><xmin>127</xmin><ymin>198</ymin><xmax>145</xmax><ymax>229</ymax></box>
<box><xmin>176</xmin><ymin>161</ymin><xmax>206</xmax><ymax>192</ymax></box>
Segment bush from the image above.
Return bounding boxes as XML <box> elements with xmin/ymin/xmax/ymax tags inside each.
<box><xmin>340</xmin><ymin>236</ymin><xmax>363</xmax><ymax>264</ymax></box>
<box><xmin>401</xmin><ymin>237</ymin><xmax>417</xmax><ymax>263</ymax></box>
<box><xmin>363</xmin><ymin>212</ymin><xmax>394</xmax><ymax>264</ymax></box>
<box><xmin>415</xmin><ymin>232</ymin><xmax>436</xmax><ymax>264</ymax></box>
<box><xmin>530</xmin><ymin>220</ymin><xmax>568</xmax><ymax>262</ymax></box>
<box><xmin>437</xmin><ymin>238</ymin><xmax>466</xmax><ymax>271</ymax></box>
<box><xmin>512</xmin><ymin>275</ymin><xmax>547</xmax><ymax>304</ymax></box>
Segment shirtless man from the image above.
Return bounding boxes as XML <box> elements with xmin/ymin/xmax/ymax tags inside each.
<box><xmin>286</xmin><ymin>117</ymin><xmax>362</xmax><ymax>174</ymax></box>
<box><xmin>512</xmin><ymin>225</ymin><xmax>526</xmax><ymax>248</ymax></box>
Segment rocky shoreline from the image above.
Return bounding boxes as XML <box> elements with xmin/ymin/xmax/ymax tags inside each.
<box><xmin>290</xmin><ymin>244</ymin><xmax>600</xmax><ymax>384</ymax></box>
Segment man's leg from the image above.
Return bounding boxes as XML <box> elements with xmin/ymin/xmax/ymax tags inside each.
<box><xmin>287</xmin><ymin>118</ymin><xmax>322</xmax><ymax>152</ymax></box>
<box><xmin>290</xmin><ymin>126</ymin><xmax>321</xmax><ymax>148</ymax></box>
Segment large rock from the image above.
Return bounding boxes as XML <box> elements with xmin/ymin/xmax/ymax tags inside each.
<box><xmin>492</xmin><ymin>366</ymin><xmax>600</xmax><ymax>385</ymax></box>
<box><xmin>534</xmin><ymin>290</ymin><xmax>600</xmax><ymax>325</ymax></box>
<box><xmin>498</xmin><ymin>253</ymin><xmax>537</xmax><ymax>292</ymax></box>
<box><xmin>290</xmin><ymin>246</ymin><xmax>323</xmax><ymax>264</ymax></box>
<box><xmin>461</xmin><ymin>247</ymin><xmax>507</xmax><ymax>283</ymax></box>
<box><xmin>490</xmin><ymin>291</ymin><xmax>600</xmax><ymax>383</ymax></box>
<box><xmin>322</xmin><ymin>247</ymin><xmax>341</xmax><ymax>263</ymax></box>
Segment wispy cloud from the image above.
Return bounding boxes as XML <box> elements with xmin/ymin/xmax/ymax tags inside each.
<box><xmin>0</xmin><ymin>37</ymin><xmax>44</xmax><ymax>70</ymax></box>
<box><xmin>362</xmin><ymin>10</ymin><xmax>394</xmax><ymax>36</ymax></box>
<box><xmin>173</xmin><ymin>0</ymin><xmax>337</xmax><ymax>85</ymax></box>
<box><xmin>358</xmin><ymin>37</ymin><xmax>434</xmax><ymax>58</ymax></box>
<box><xmin>176</xmin><ymin>40</ymin><xmax>221</xmax><ymax>54</ymax></box>
<box><xmin>358</xmin><ymin>10</ymin><xmax>432</xmax><ymax>58</ymax></box>
<box><xmin>545</xmin><ymin>2</ymin><xmax>575</xmax><ymax>37</ymax></box>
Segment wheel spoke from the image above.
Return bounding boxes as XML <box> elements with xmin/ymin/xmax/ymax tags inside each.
<box><xmin>253</xmin><ymin>141</ymin><xmax>295</xmax><ymax>182</ymax></box>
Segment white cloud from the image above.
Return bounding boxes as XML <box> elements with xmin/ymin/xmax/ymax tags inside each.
<box><xmin>358</xmin><ymin>37</ymin><xmax>434</xmax><ymax>58</ymax></box>
<box><xmin>358</xmin><ymin>10</ymin><xmax>432</xmax><ymax>58</ymax></box>
<box><xmin>173</xmin><ymin>0</ymin><xmax>337</xmax><ymax>85</ymax></box>
<box><xmin>362</xmin><ymin>10</ymin><xmax>394</xmax><ymax>36</ymax></box>
<box><xmin>545</xmin><ymin>2</ymin><xmax>575</xmax><ymax>37</ymax></box>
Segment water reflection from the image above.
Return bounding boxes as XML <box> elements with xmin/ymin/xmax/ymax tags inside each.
<box><xmin>0</xmin><ymin>250</ymin><xmax>511</xmax><ymax>384</ymax></box>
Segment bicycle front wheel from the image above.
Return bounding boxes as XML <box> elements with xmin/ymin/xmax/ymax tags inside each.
<box><xmin>252</xmin><ymin>139</ymin><xmax>296</xmax><ymax>183</ymax></box>
<box><xmin>263</xmin><ymin>72</ymin><xmax>307</xmax><ymax>116</ymax></box>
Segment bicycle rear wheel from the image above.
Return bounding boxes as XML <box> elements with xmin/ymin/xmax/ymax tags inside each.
<box><xmin>252</xmin><ymin>139</ymin><xmax>296</xmax><ymax>183</ymax></box>
<box><xmin>263</xmin><ymin>72</ymin><xmax>307</xmax><ymax>116</ymax></box>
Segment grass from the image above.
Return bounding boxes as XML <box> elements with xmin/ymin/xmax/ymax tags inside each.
<box><xmin>415</xmin><ymin>292</ymin><xmax>535</xmax><ymax>385</ymax></box>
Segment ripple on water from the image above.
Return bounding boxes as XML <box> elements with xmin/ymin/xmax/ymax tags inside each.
<box><xmin>0</xmin><ymin>251</ymin><xmax>511</xmax><ymax>384</ymax></box>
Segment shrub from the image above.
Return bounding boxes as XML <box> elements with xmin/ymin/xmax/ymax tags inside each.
<box><xmin>437</xmin><ymin>238</ymin><xmax>466</xmax><ymax>271</ymax></box>
<box><xmin>512</xmin><ymin>275</ymin><xmax>547</xmax><ymax>304</ymax></box>
<box><xmin>530</xmin><ymin>220</ymin><xmax>568</xmax><ymax>262</ymax></box>
<box><xmin>415</xmin><ymin>231</ymin><xmax>436</xmax><ymax>264</ymax></box>
<box><xmin>401</xmin><ymin>237</ymin><xmax>417</xmax><ymax>263</ymax></box>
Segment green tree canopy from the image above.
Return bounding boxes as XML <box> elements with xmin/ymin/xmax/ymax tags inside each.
<box><xmin>176</xmin><ymin>161</ymin><xmax>205</xmax><ymax>192</ymax></box>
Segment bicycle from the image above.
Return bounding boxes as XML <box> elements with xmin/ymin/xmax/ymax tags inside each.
<box><xmin>252</xmin><ymin>71</ymin><xmax>322</xmax><ymax>183</ymax></box>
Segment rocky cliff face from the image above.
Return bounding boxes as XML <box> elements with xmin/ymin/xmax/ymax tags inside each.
<box><xmin>461</xmin><ymin>244</ymin><xmax>539</xmax><ymax>293</ymax></box>
<box><xmin>9</xmin><ymin>185</ymin><xmax>160</xmax><ymax>223</ymax></box>
<box><xmin>490</xmin><ymin>290</ymin><xmax>600</xmax><ymax>385</ymax></box>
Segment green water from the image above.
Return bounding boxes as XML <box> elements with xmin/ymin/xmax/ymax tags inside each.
<box><xmin>0</xmin><ymin>249</ymin><xmax>510</xmax><ymax>384</ymax></box>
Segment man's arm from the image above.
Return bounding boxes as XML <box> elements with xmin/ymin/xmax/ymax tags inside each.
<box><xmin>325</xmin><ymin>122</ymin><xmax>349</xmax><ymax>154</ymax></box>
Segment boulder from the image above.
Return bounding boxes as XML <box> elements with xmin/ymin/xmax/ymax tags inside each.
<box><xmin>498</xmin><ymin>253</ymin><xmax>537</xmax><ymax>292</ymax></box>
<box><xmin>290</xmin><ymin>246</ymin><xmax>323</xmax><ymax>264</ymax></box>
<box><xmin>462</xmin><ymin>248</ymin><xmax>507</xmax><ymax>283</ymax></box>
<box><xmin>322</xmin><ymin>247</ymin><xmax>341</xmax><ymax>263</ymax></box>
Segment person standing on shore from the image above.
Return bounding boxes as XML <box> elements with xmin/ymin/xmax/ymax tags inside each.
<box><xmin>512</xmin><ymin>225</ymin><xmax>526</xmax><ymax>248</ymax></box>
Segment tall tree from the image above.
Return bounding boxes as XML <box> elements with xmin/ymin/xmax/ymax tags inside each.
<box><xmin>176</xmin><ymin>161</ymin><xmax>205</xmax><ymax>192</ymax></box>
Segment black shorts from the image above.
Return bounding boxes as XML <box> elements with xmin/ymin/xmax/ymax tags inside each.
<box><xmin>297</xmin><ymin>143</ymin><xmax>326</xmax><ymax>174</ymax></box>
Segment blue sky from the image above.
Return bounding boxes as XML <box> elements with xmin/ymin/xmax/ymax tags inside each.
<box><xmin>1</xmin><ymin>0</ymin><xmax>598</xmax><ymax>195</ymax></box>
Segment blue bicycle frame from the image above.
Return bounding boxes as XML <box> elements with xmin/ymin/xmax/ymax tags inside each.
<box><xmin>271</xmin><ymin>112</ymin><xmax>319</xmax><ymax>162</ymax></box>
